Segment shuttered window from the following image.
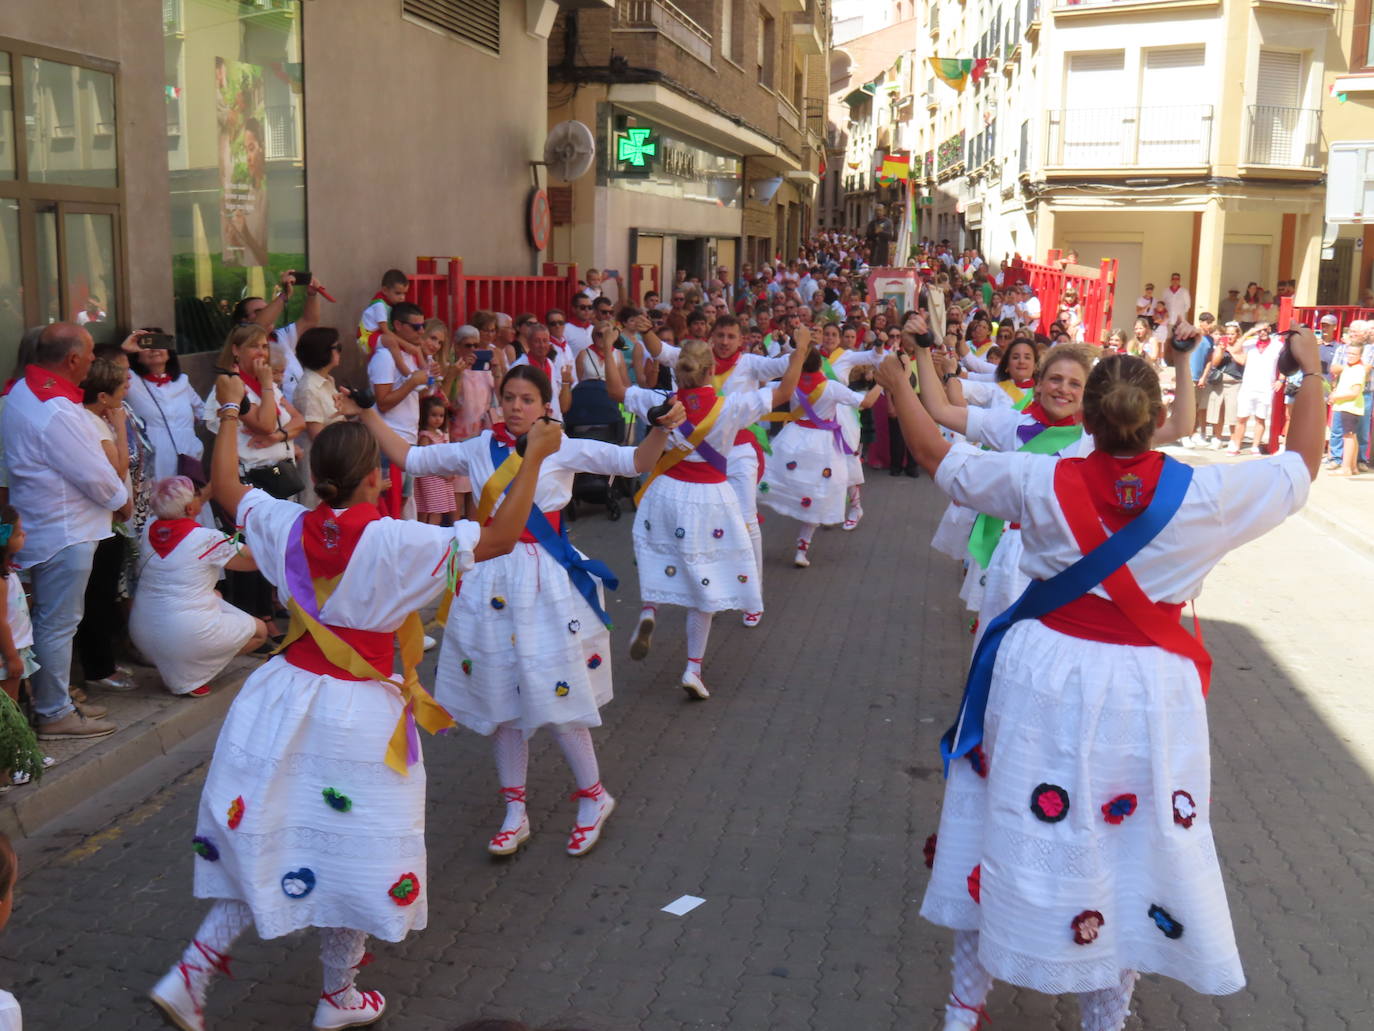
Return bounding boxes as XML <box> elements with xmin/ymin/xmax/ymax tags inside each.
<box><xmin>1061</xmin><ymin>52</ymin><xmax>1125</xmax><ymax>166</ymax></box>
<box><xmin>403</xmin><ymin>0</ymin><xmax>501</xmax><ymax>55</ymax></box>
<box><xmin>1252</xmin><ymin>50</ymin><xmax>1304</xmax><ymax>164</ymax></box>
<box><xmin>1139</xmin><ymin>47</ymin><xmax>1207</xmax><ymax>165</ymax></box>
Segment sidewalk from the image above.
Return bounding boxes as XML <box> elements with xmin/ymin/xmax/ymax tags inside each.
<box><xmin>0</xmin><ymin>656</ymin><xmax>255</xmax><ymax>841</ymax></box>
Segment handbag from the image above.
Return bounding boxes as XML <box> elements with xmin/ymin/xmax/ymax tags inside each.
<box><xmin>139</xmin><ymin>375</ymin><xmax>208</xmax><ymax>486</ymax></box>
<box><xmin>243</xmin><ymin>459</ymin><xmax>305</xmax><ymax>499</ymax></box>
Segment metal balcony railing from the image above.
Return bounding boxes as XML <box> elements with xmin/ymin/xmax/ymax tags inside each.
<box><xmin>265</xmin><ymin>103</ymin><xmax>299</xmax><ymax>160</ymax></box>
<box><xmin>1244</xmin><ymin>105</ymin><xmax>1322</xmax><ymax>167</ymax></box>
<box><xmin>616</xmin><ymin>0</ymin><xmax>713</xmax><ymax>65</ymax></box>
<box><xmin>1046</xmin><ymin>104</ymin><xmax>1212</xmax><ymax>167</ymax></box>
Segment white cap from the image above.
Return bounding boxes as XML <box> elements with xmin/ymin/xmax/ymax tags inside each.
<box><xmin>1320</xmin><ymin>314</ymin><xmax>1338</xmax><ymax>324</ymax></box>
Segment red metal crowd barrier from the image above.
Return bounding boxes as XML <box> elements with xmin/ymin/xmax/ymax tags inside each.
<box><xmin>1004</xmin><ymin>251</ymin><xmax>1118</xmax><ymax>344</ymax></box>
<box><xmin>1268</xmin><ymin>298</ymin><xmax>1374</xmax><ymax>449</ymax></box>
<box><xmin>629</xmin><ymin>263</ymin><xmax>660</xmax><ymax>307</ymax></box>
<box><xmin>407</xmin><ymin>258</ymin><xmax>582</xmax><ymax>326</ymax></box>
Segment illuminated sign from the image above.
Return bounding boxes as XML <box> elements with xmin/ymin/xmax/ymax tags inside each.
<box><xmin>616</xmin><ymin>126</ymin><xmax>658</xmax><ymax>167</ymax></box>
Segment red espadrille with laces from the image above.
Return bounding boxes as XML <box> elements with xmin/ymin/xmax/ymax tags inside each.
<box><xmin>149</xmin><ymin>940</ymin><xmax>233</xmax><ymax>1031</ymax></box>
<box><xmin>566</xmin><ymin>782</ymin><xmax>615</xmax><ymax>856</ymax></box>
<box><xmin>488</xmin><ymin>785</ymin><xmax>531</xmax><ymax>856</ymax></box>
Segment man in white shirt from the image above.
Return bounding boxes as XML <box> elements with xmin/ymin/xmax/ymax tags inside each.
<box><xmin>511</xmin><ymin>322</ymin><xmax>574</xmax><ymax>420</ymax></box>
<box><xmin>1018</xmin><ymin>284</ymin><xmax>1041</xmax><ymax>326</ymax></box>
<box><xmin>1136</xmin><ymin>283</ymin><xmax>1155</xmax><ymax>319</ymax></box>
<box><xmin>2</xmin><ymin>324</ymin><xmax>127</xmax><ymax>739</ymax></box>
<box><xmin>1162</xmin><ymin>272</ymin><xmax>1191</xmax><ymax>328</ymax></box>
<box><xmin>369</xmin><ymin>302</ymin><xmax>429</xmax><ymax>446</ymax></box>
<box><xmin>562</xmin><ymin>295</ymin><xmax>597</xmax><ymax>362</ymax></box>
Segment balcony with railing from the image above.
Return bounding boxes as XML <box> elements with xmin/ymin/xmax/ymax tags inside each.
<box><xmin>1243</xmin><ymin>105</ymin><xmax>1322</xmax><ymax>168</ymax></box>
<box><xmin>615</xmin><ymin>0</ymin><xmax>713</xmax><ymax>66</ymax></box>
<box><xmin>1045</xmin><ymin>105</ymin><xmax>1212</xmax><ymax>169</ymax></box>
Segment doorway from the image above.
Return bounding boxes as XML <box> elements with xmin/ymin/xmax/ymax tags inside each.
<box><xmin>675</xmin><ymin>237</ymin><xmax>706</xmax><ymax>284</ymax></box>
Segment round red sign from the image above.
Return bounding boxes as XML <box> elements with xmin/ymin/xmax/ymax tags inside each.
<box><xmin>527</xmin><ymin>188</ymin><xmax>551</xmax><ymax>251</ymax></box>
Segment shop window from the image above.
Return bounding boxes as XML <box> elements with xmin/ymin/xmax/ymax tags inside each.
<box><xmin>0</xmin><ymin>40</ymin><xmax>125</xmax><ymax>367</ymax></box>
<box><xmin>165</xmin><ymin>1</ymin><xmax>307</xmax><ymax>352</ymax></box>
<box><xmin>403</xmin><ymin>0</ymin><xmax>501</xmax><ymax>55</ymax></box>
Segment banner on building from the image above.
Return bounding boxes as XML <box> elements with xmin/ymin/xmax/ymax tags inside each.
<box><xmin>929</xmin><ymin>58</ymin><xmax>992</xmax><ymax>94</ymax></box>
<box><xmin>216</xmin><ymin>57</ymin><xmax>269</xmax><ymax>268</ymax></box>
<box><xmin>880</xmin><ymin>154</ymin><xmax>911</xmax><ymax>181</ymax></box>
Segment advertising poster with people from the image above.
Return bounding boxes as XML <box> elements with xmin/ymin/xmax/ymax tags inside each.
<box><xmin>215</xmin><ymin>57</ymin><xmax>269</xmax><ymax>268</ymax></box>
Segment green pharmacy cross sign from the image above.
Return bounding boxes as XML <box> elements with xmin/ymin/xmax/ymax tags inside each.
<box><xmin>616</xmin><ymin>127</ymin><xmax>658</xmax><ymax>167</ymax></box>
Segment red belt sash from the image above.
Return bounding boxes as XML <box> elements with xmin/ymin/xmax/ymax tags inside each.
<box><xmin>485</xmin><ymin>508</ymin><xmax>562</xmax><ymax>544</ymax></box>
<box><xmin>1052</xmin><ymin>460</ymin><xmax>1212</xmax><ymax>694</ymax></box>
<box><xmin>285</xmin><ymin>627</ymin><xmax>393</xmax><ymax>681</ymax></box>
<box><xmin>665</xmin><ymin>459</ymin><xmax>728</xmax><ymax>484</ymax></box>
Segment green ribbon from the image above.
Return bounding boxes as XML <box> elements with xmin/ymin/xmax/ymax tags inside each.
<box><xmin>967</xmin><ymin>424</ymin><xmax>1085</xmax><ymax>568</ymax></box>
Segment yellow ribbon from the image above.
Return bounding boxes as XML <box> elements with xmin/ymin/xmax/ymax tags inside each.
<box><xmin>998</xmin><ymin>379</ymin><xmax>1031</xmax><ymax>406</ymax></box>
<box><xmin>278</xmin><ymin>580</ymin><xmax>454</xmax><ymax>776</ymax></box>
<box><xmin>634</xmin><ymin>396</ymin><xmax>724</xmax><ymax>504</ymax></box>
<box><xmin>760</xmin><ymin>380</ymin><xmax>826</xmax><ymax>422</ymax></box>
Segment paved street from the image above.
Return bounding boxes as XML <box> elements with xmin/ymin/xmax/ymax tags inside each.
<box><xmin>3</xmin><ymin>459</ymin><xmax>1373</xmax><ymax>1030</ymax></box>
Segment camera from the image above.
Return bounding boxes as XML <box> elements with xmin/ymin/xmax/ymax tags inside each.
<box><xmin>139</xmin><ymin>331</ymin><xmax>175</xmax><ymax>349</ymax></box>
<box><xmin>1169</xmin><ymin>321</ymin><xmax>1201</xmax><ymax>354</ymax></box>
<box><xmin>290</xmin><ymin>271</ymin><xmax>312</xmax><ymax>286</ymax></box>
<box><xmin>349</xmin><ymin>383</ymin><xmax>377</xmax><ymax>410</ymax></box>
<box><xmin>1275</xmin><ymin>329</ymin><xmax>1302</xmax><ymax>378</ymax></box>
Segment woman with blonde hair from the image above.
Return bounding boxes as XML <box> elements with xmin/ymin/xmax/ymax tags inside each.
<box><xmin>606</xmin><ymin>332</ymin><xmax>810</xmax><ymax>699</ymax></box>
<box><xmin>128</xmin><ymin>476</ymin><xmax>266</xmax><ymax>698</ymax></box>
<box><xmin>878</xmin><ymin>326</ymin><xmax>1326</xmax><ymax>1031</ymax></box>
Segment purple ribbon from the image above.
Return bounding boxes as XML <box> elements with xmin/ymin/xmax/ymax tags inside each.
<box><xmin>283</xmin><ymin>514</ymin><xmax>319</xmax><ymax>618</ymax></box>
<box><xmin>795</xmin><ymin>387</ymin><xmax>854</xmax><ymax>456</ymax></box>
<box><xmin>677</xmin><ymin>410</ymin><xmax>730</xmax><ymax>474</ymax></box>
<box><xmin>1016</xmin><ymin>420</ymin><xmax>1050</xmax><ymax>446</ymax></box>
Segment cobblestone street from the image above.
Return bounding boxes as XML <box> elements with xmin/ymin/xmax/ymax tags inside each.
<box><xmin>2</xmin><ymin>464</ymin><xmax>1372</xmax><ymax>1030</ymax></box>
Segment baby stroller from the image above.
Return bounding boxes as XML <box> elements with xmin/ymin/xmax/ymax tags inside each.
<box><xmin>563</xmin><ymin>378</ymin><xmax>631</xmax><ymax>521</ymax></box>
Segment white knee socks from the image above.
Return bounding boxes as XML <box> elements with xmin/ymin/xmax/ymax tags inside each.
<box><xmin>685</xmin><ymin>608</ymin><xmax>713</xmax><ymax>676</ymax></box>
<box><xmin>492</xmin><ymin>725</ymin><xmax>529</xmax><ymax>833</ymax></box>
<box><xmin>319</xmin><ymin>927</ymin><xmax>372</xmax><ymax>1009</ymax></box>
<box><xmin>945</xmin><ymin>929</ymin><xmax>994</xmax><ymax>1030</ymax></box>
<box><xmin>556</xmin><ymin>727</ymin><xmax>604</xmax><ymax>824</ymax></box>
<box><xmin>1078</xmin><ymin>969</ymin><xmax>1139</xmax><ymax>1031</ymax></box>
<box><xmin>177</xmin><ymin>899</ymin><xmax>253</xmax><ymax>1010</ymax></box>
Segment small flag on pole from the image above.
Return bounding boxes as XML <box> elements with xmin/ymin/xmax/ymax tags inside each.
<box><xmin>881</xmin><ymin>154</ymin><xmax>911</xmax><ymax>181</ymax></box>
<box><xmin>929</xmin><ymin>58</ymin><xmax>974</xmax><ymax>93</ymax></box>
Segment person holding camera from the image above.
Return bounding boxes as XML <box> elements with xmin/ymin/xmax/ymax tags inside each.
<box><xmin>879</xmin><ymin>327</ymin><xmax>1325</xmax><ymax>1031</ymax></box>
<box><xmin>1227</xmin><ymin>324</ymin><xmax>1284</xmax><ymax>455</ymax></box>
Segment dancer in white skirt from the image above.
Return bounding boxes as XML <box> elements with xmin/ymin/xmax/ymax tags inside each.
<box><xmin>632</xmin><ymin>312</ymin><xmax>790</xmax><ymax>627</ymax></box>
<box><xmin>128</xmin><ymin>476</ymin><xmax>267</xmax><ymax>698</ymax></box>
<box><xmin>877</xmin><ymin>328</ymin><xmax>1325</xmax><ymax>1031</ymax></box>
<box><xmin>345</xmin><ymin>366</ymin><xmax>684</xmax><ymax>859</ymax></box>
<box><xmin>150</xmin><ymin>376</ymin><xmax>559</xmax><ymax>1031</ymax></box>
<box><xmin>815</xmin><ymin>323</ymin><xmax>883</xmax><ymax>529</ymax></box>
<box><xmin>606</xmin><ymin>332</ymin><xmax>810</xmax><ymax>699</ymax></box>
<box><xmin>758</xmin><ymin>346</ymin><xmax>880</xmax><ymax>568</ymax></box>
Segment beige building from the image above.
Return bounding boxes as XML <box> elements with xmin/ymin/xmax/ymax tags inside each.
<box><xmin>1</xmin><ymin>0</ymin><xmax>572</xmax><ymax>367</ymax></box>
<box><xmin>1318</xmin><ymin>1</ymin><xmax>1374</xmax><ymax>302</ymax></box>
<box><xmin>544</xmin><ymin>0</ymin><xmax>830</xmax><ymax>297</ymax></box>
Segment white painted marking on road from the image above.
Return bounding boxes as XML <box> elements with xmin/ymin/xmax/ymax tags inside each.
<box><xmin>661</xmin><ymin>895</ymin><xmax>706</xmax><ymax>916</ymax></box>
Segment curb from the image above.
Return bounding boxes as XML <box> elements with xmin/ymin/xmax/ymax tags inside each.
<box><xmin>0</xmin><ymin>662</ymin><xmax>251</xmax><ymax>840</ymax></box>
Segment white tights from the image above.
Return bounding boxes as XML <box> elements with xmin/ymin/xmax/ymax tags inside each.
<box><xmin>745</xmin><ymin>516</ymin><xmax>764</xmax><ymax>600</ymax></box>
<box><xmin>492</xmin><ymin>723</ymin><xmax>605</xmax><ymax>827</ymax></box>
<box><xmin>685</xmin><ymin>609</ymin><xmax>713</xmax><ymax>676</ymax></box>
<box><xmin>179</xmin><ymin>901</ymin><xmax>370</xmax><ymax>1009</ymax></box>
<box><xmin>945</xmin><ymin>931</ymin><xmax>1137</xmax><ymax>1031</ymax></box>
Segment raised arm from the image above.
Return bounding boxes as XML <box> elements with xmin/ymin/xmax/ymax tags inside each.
<box><xmin>474</xmin><ymin>419</ymin><xmax>563</xmax><ymax>562</ymax></box>
<box><xmin>632</xmin><ymin>402</ymin><xmax>685</xmax><ymax>472</ymax></box>
<box><xmin>338</xmin><ymin>393</ymin><xmax>415</xmax><ymax>471</ymax></box>
<box><xmin>604</xmin><ymin>335</ymin><xmax>630</xmax><ymax>403</ymax></box>
<box><xmin>770</xmin><ymin>325</ymin><xmax>812</xmax><ymax>408</ymax></box>
<box><xmin>876</xmin><ymin>355</ymin><xmax>953</xmax><ymax>476</ymax></box>
<box><xmin>1151</xmin><ymin>341</ymin><xmax>1194</xmax><ymax>446</ymax></box>
<box><xmin>1282</xmin><ymin>327</ymin><xmax>1326</xmax><ymax>480</ymax></box>
<box><xmin>912</xmin><ymin>339</ymin><xmax>970</xmax><ymax>435</ymax></box>
<box><xmin>210</xmin><ymin>375</ymin><xmax>252</xmax><ymax>520</ymax></box>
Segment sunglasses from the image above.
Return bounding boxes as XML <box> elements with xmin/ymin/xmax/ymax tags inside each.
<box><xmin>548</xmin><ymin>320</ymin><xmax>565</xmax><ymax>327</ymax></box>
<box><xmin>574</xmin><ymin>304</ymin><xmax>592</xmax><ymax>311</ymax></box>
<box><xmin>404</xmin><ymin>322</ymin><xmax>425</xmax><ymax>331</ymax></box>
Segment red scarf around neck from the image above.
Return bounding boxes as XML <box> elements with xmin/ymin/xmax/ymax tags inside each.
<box><xmin>144</xmin><ymin>373</ymin><xmax>173</xmax><ymax>387</ymax></box>
<box><xmin>797</xmin><ymin>370</ymin><xmax>827</xmax><ymax>395</ymax></box>
<box><xmin>491</xmin><ymin>422</ymin><xmax>519</xmax><ymax>448</ymax></box>
<box><xmin>676</xmin><ymin>385</ymin><xmax>718</xmax><ymax>420</ymax></box>
<box><xmin>148</xmin><ymin>518</ymin><xmax>200</xmax><ymax>559</ymax></box>
<box><xmin>713</xmin><ymin>350</ymin><xmax>744</xmax><ymax>378</ymax></box>
<box><xmin>1069</xmin><ymin>449</ymin><xmax>1165</xmax><ymax>532</ymax></box>
<box><xmin>303</xmin><ymin>503</ymin><xmax>382</xmax><ymax>581</ymax></box>
<box><xmin>24</xmin><ymin>364</ymin><xmax>83</xmax><ymax>404</ymax></box>
<box><xmin>1023</xmin><ymin>400</ymin><xmax>1081</xmax><ymax>427</ymax></box>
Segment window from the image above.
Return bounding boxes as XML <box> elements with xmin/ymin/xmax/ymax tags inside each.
<box><xmin>0</xmin><ymin>38</ymin><xmax>125</xmax><ymax>361</ymax></box>
<box><xmin>403</xmin><ymin>0</ymin><xmax>500</xmax><ymax>55</ymax></box>
<box><xmin>165</xmin><ymin>1</ymin><xmax>307</xmax><ymax>351</ymax></box>
<box><xmin>794</xmin><ymin>62</ymin><xmax>804</xmax><ymax>106</ymax></box>
<box><xmin>721</xmin><ymin>0</ymin><xmax>740</xmax><ymax>63</ymax></box>
<box><xmin>757</xmin><ymin>10</ymin><xmax>775</xmax><ymax>87</ymax></box>
<box><xmin>1354</xmin><ymin>0</ymin><xmax>1373</xmax><ymax>72</ymax></box>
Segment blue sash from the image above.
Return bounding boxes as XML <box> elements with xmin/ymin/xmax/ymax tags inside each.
<box><xmin>488</xmin><ymin>436</ymin><xmax>618</xmax><ymax>628</ymax></box>
<box><xmin>940</xmin><ymin>456</ymin><xmax>1193</xmax><ymax>774</ymax></box>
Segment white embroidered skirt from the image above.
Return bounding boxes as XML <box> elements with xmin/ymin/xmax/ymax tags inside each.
<box><xmin>434</xmin><ymin>543</ymin><xmax>612</xmax><ymax>737</ymax></box>
<box><xmin>192</xmin><ymin>657</ymin><xmax>427</xmax><ymax>942</ymax></box>
<box><xmin>632</xmin><ymin>475</ymin><xmax>762</xmax><ymax>613</ymax></box>
<box><xmin>920</xmin><ymin>619</ymin><xmax>1244</xmax><ymax>996</ymax></box>
<box><xmin>758</xmin><ymin>424</ymin><xmax>848</xmax><ymax>526</ymax></box>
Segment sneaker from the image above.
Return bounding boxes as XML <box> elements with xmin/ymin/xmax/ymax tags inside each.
<box><xmin>149</xmin><ymin>964</ymin><xmax>206</xmax><ymax>1031</ymax></box>
<box><xmin>741</xmin><ymin>611</ymin><xmax>763</xmax><ymax>628</ymax></box>
<box><xmin>37</xmin><ymin>711</ymin><xmax>117</xmax><ymax>740</ymax></box>
<box><xmin>629</xmin><ymin>614</ymin><xmax>655</xmax><ymax>661</ymax></box>
<box><xmin>1225</xmin><ymin>445</ymin><xmax>1240</xmax><ymax>456</ymax></box>
<box><xmin>680</xmin><ymin>670</ymin><xmax>709</xmax><ymax>701</ymax></box>
<box><xmin>87</xmin><ymin>670</ymin><xmax>138</xmax><ymax>692</ymax></box>
<box><xmin>313</xmin><ymin>987</ymin><xmax>386</xmax><ymax>1030</ymax></box>
<box><xmin>186</xmin><ymin>685</ymin><xmax>212</xmax><ymax>699</ymax></box>
<box><xmin>1211</xmin><ymin>437</ymin><xmax>1226</xmax><ymax>450</ymax></box>
<box><xmin>422</xmin><ymin>635</ymin><xmax>437</xmax><ymax>652</ymax></box>
<box><xmin>11</xmin><ymin>756</ymin><xmax>56</xmax><ymax>786</ymax></box>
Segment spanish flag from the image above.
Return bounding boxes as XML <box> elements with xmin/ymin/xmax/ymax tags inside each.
<box><xmin>880</xmin><ymin>153</ymin><xmax>911</xmax><ymax>181</ymax></box>
<box><xmin>929</xmin><ymin>57</ymin><xmax>974</xmax><ymax>93</ymax></box>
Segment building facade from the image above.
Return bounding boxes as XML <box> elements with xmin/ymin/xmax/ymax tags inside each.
<box><xmin>1</xmin><ymin>0</ymin><xmax>570</xmax><ymax>367</ymax></box>
<box><xmin>544</xmin><ymin>0</ymin><xmax>830</xmax><ymax>297</ymax></box>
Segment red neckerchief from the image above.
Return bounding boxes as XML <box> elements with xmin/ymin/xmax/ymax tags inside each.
<box><xmin>2</xmin><ymin>379</ymin><xmax>15</xmax><ymax>397</ymax></box>
<box><xmin>527</xmin><ymin>354</ymin><xmax>553</xmax><ymax>381</ymax></box>
<box><xmin>24</xmin><ymin>364</ymin><xmax>83</xmax><ymax>404</ymax></box>
<box><xmin>1012</xmin><ymin>378</ymin><xmax>1035</xmax><ymax>390</ymax></box>
<box><xmin>491</xmin><ymin>422</ymin><xmax>519</xmax><ymax>448</ymax></box>
<box><xmin>143</xmin><ymin>373</ymin><xmax>173</xmax><ymax>387</ymax></box>
<box><xmin>148</xmin><ymin>518</ymin><xmax>200</xmax><ymax>559</ymax></box>
<box><xmin>236</xmin><ymin>363</ymin><xmax>268</xmax><ymax>402</ymax></box>
<box><xmin>550</xmin><ymin>337</ymin><xmax>568</xmax><ymax>353</ymax></box>
<box><xmin>676</xmin><ymin>385</ymin><xmax>718</xmax><ymax>418</ymax></box>
<box><xmin>713</xmin><ymin>350</ymin><xmax>744</xmax><ymax>378</ymax></box>
<box><xmin>303</xmin><ymin>503</ymin><xmax>382</xmax><ymax>582</ymax></box>
<box><xmin>797</xmin><ymin>370</ymin><xmax>827</xmax><ymax>394</ymax></box>
<box><xmin>569</xmin><ymin>318</ymin><xmax>591</xmax><ymax>330</ymax></box>
<box><xmin>1068</xmin><ymin>450</ymin><xmax>1165</xmax><ymax>532</ymax></box>
<box><xmin>1024</xmin><ymin>400</ymin><xmax>1080</xmax><ymax>427</ymax></box>
<box><xmin>1255</xmin><ymin>335</ymin><xmax>1272</xmax><ymax>353</ymax></box>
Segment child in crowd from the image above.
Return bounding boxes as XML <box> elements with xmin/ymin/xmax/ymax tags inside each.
<box><xmin>357</xmin><ymin>267</ymin><xmax>410</xmax><ymax>354</ymax></box>
<box><xmin>0</xmin><ymin>509</ymin><xmax>47</xmax><ymax>790</ymax></box>
<box><xmin>414</xmin><ymin>396</ymin><xmax>457</xmax><ymax>524</ymax></box>
<box><xmin>1330</xmin><ymin>344</ymin><xmax>1368</xmax><ymax>477</ymax></box>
